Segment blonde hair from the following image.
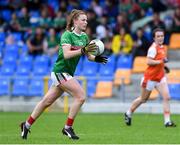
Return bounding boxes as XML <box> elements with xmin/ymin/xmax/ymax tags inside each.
<box><xmin>66</xmin><ymin>9</ymin><xmax>86</xmax><ymax>31</ymax></box>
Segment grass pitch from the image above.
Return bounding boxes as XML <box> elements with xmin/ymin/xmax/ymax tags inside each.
<box><xmin>0</xmin><ymin>112</ymin><xmax>180</xmax><ymax>144</ymax></box>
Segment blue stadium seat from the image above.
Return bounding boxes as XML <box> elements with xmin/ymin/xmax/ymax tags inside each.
<box><xmin>16</xmin><ymin>65</ymin><xmax>31</xmax><ymax>76</ymax></box>
<box><xmin>0</xmin><ymin>41</ymin><xmax>5</xmax><ymax>48</ymax></box>
<box><xmin>20</xmin><ymin>44</ymin><xmax>29</xmax><ymax>54</ymax></box>
<box><xmin>0</xmin><ymin>64</ymin><xmax>16</xmax><ymax>76</ymax></box>
<box><xmin>80</xmin><ymin>1</ymin><xmax>91</xmax><ymax>10</ymax></box>
<box><xmin>19</xmin><ymin>55</ymin><xmax>33</xmax><ymax>69</ymax></box>
<box><xmin>28</xmin><ymin>78</ymin><xmax>44</xmax><ymax>97</ymax></box>
<box><xmin>144</xmin><ymin>31</ymin><xmax>152</xmax><ymax>41</ymax></box>
<box><xmin>82</xmin><ymin>64</ymin><xmax>98</xmax><ymax>76</ymax></box>
<box><xmin>4</xmin><ymin>44</ymin><xmax>19</xmax><ymax>58</ymax></box>
<box><xmin>98</xmin><ymin>76</ymin><xmax>113</xmax><ymax>82</ymax></box>
<box><xmin>98</xmin><ymin>64</ymin><xmax>114</xmax><ymax>77</ymax></box>
<box><xmin>50</xmin><ymin>54</ymin><xmax>58</xmax><ymax>71</ymax></box>
<box><xmin>0</xmin><ymin>42</ymin><xmax>4</xmax><ymax>58</ymax></box>
<box><xmin>74</xmin><ymin>57</ymin><xmax>84</xmax><ymax>76</ymax></box>
<box><xmin>5</xmin><ymin>44</ymin><xmax>19</xmax><ymax>50</ymax></box>
<box><xmin>0</xmin><ymin>78</ymin><xmax>10</xmax><ymax>96</ymax></box>
<box><xmin>1</xmin><ymin>9</ymin><xmax>12</xmax><ymax>22</ymax></box>
<box><xmin>12</xmin><ymin>32</ymin><xmax>22</xmax><ymax>42</ymax></box>
<box><xmin>48</xmin><ymin>0</ymin><xmax>59</xmax><ymax>12</ymax></box>
<box><xmin>3</xmin><ymin>54</ymin><xmax>17</xmax><ymax>66</ymax></box>
<box><xmin>0</xmin><ymin>32</ymin><xmax>6</xmax><ymax>42</ymax></box>
<box><xmin>99</xmin><ymin>55</ymin><xmax>116</xmax><ymax>76</ymax></box>
<box><xmin>33</xmin><ymin>66</ymin><xmax>49</xmax><ymax>76</ymax></box>
<box><xmin>106</xmin><ymin>54</ymin><xmax>116</xmax><ymax>66</ymax></box>
<box><xmin>87</xmin><ymin>79</ymin><xmax>97</xmax><ymax>97</ymax></box>
<box><xmin>51</xmin><ymin>54</ymin><xmax>58</xmax><ymax>65</ymax></box>
<box><xmin>30</xmin><ymin>10</ymin><xmax>41</xmax><ymax>17</ymax></box>
<box><xmin>34</xmin><ymin>55</ymin><xmax>50</xmax><ymax>67</ymax></box>
<box><xmin>48</xmin><ymin>79</ymin><xmax>52</xmax><ymax>89</ymax></box>
<box><xmin>74</xmin><ymin>64</ymin><xmax>82</xmax><ymax>76</ymax></box>
<box><xmin>82</xmin><ymin>58</ymin><xmax>99</xmax><ymax>76</ymax></box>
<box><xmin>0</xmin><ymin>0</ymin><xmax>9</xmax><ymax>6</ymax></box>
<box><xmin>12</xmin><ymin>78</ymin><xmax>29</xmax><ymax>96</ymax></box>
<box><xmin>169</xmin><ymin>84</ymin><xmax>180</xmax><ymax>100</ymax></box>
<box><xmin>117</xmin><ymin>54</ymin><xmax>133</xmax><ymax>69</ymax></box>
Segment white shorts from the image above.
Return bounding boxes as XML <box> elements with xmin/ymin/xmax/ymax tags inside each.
<box><xmin>141</xmin><ymin>76</ymin><xmax>167</xmax><ymax>91</ymax></box>
<box><xmin>51</xmin><ymin>72</ymin><xmax>73</xmax><ymax>86</ymax></box>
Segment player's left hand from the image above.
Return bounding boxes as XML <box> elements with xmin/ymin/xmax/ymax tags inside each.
<box><xmin>164</xmin><ymin>66</ymin><xmax>170</xmax><ymax>73</ymax></box>
<box><xmin>95</xmin><ymin>55</ymin><xmax>108</xmax><ymax>64</ymax></box>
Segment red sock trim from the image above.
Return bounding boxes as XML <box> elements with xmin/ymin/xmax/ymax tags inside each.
<box><xmin>164</xmin><ymin>111</ymin><xmax>170</xmax><ymax>115</ymax></box>
<box><xmin>66</xmin><ymin>118</ymin><xmax>74</xmax><ymax>126</ymax></box>
<box><xmin>27</xmin><ymin>116</ymin><xmax>35</xmax><ymax>125</ymax></box>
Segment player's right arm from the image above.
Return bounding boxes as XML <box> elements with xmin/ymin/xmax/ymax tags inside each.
<box><xmin>146</xmin><ymin>46</ymin><xmax>163</xmax><ymax>65</ymax></box>
<box><xmin>62</xmin><ymin>44</ymin><xmax>82</xmax><ymax>59</ymax></box>
<box><xmin>61</xmin><ymin>32</ymin><xmax>81</xmax><ymax>59</ymax></box>
<box><xmin>63</xmin><ymin>42</ymin><xmax>97</xmax><ymax>59</ymax></box>
<box><xmin>147</xmin><ymin>57</ymin><xmax>163</xmax><ymax>65</ymax></box>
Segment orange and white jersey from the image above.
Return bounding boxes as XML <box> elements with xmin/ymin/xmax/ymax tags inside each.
<box><xmin>144</xmin><ymin>42</ymin><xmax>166</xmax><ymax>82</ymax></box>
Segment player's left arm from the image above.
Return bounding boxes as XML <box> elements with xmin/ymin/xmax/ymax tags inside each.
<box><xmin>164</xmin><ymin>58</ymin><xmax>170</xmax><ymax>73</ymax></box>
<box><xmin>87</xmin><ymin>53</ymin><xmax>95</xmax><ymax>61</ymax></box>
<box><xmin>164</xmin><ymin>65</ymin><xmax>170</xmax><ymax>73</ymax></box>
<box><xmin>87</xmin><ymin>53</ymin><xmax>108</xmax><ymax>64</ymax></box>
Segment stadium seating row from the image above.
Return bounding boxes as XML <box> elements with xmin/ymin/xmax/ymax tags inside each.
<box><xmin>1</xmin><ymin>32</ymin><xmax>180</xmax><ymax>99</ymax></box>
<box><xmin>0</xmin><ymin>77</ymin><xmax>47</xmax><ymax>97</ymax></box>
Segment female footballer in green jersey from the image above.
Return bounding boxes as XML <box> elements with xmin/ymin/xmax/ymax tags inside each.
<box><xmin>20</xmin><ymin>9</ymin><xmax>108</xmax><ymax>140</ymax></box>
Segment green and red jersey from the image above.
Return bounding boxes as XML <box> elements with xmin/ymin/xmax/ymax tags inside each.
<box><xmin>53</xmin><ymin>30</ymin><xmax>88</xmax><ymax>76</ymax></box>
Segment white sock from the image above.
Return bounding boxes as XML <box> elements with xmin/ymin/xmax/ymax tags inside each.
<box><xmin>126</xmin><ymin>110</ymin><xmax>132</xmax><ymax>117</ymax></box>
<box><xmin>65</xmin><ymin>125</ymin><xmax>71</xmax><ymax>129</ymax></box>
<box><xmin>25</xmin><ymin>121</ymin><xmax>31</xmax><ymax>129</ymax></box>
<box><xmin>164</xmin><ymin>114</ymin><xmax>170</xmax><ymax>124</ymax></box>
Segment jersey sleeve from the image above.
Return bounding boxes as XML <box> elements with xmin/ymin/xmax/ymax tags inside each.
<box><xmin>60</xmin><ymin>31</ymin><xmax>72</xmax><ymax>45</ymax></box>
<box><xmin>147</xmin><ymin>46</ymin><xmax>157</xmax><ymax>58</ymax></box>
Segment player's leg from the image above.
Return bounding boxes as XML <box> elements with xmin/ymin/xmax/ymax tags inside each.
<box><xmin>129</xmin><ymin>87</ymin><xmax>151</xmax><ymax>113</ymax></box>
<box><xmin>60</xmin><ymin>77</ymin><xmax>85</xmax><ymax>140</ymax></box>
<box><xmin>20</xmin><ymin>85</ymin><xmax>64</xmax><ymax>139</ymax></box>
<box><xmin>125</xmin><ymin>78</ymin><xmax>153</xmax><ymax>126</ymax></box>
<box><xmin>156</xmin><ymin>77</ymin><xmax>176</xmax><ymax>127</ymax></box>
<box><xmin>20</xmin><ymin>72</ymin><xmax>65</xmax><ymax>139</ymax></box>
<box><xmin>125</xmin><ymin>87</ymin><xmax>151</xmax><ymax>125</ymax></box>
<box><xmin>30</xmin><ymin>85</ymin><xmax>64</xmax><ymax>121</ymax></box>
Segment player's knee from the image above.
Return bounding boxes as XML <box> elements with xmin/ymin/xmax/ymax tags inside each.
<box><xmin>77</xmin><ymin>91</ymin><xmax>86</xmax><ymax>103</ymax></box>
<box><xmin>163</xmin><ymin>96</ymin><xmax>170</xmax><ymax>101</ymax></box>
<box><xmin>141</xmin><ymin>98</ymin><xmax>148</xmax><ymax>103</ymax></box>
<box><xmin>75</xmin><ymin>90</ymin><xmax>86</xmax><ymax>104</ymax></box>
<box><xmin>78</xmin><ymin>96</ymin><xmax>86</xmax><ymax>104</ymax></box>
<box><xmin>78</xmin><ymin>91</ymin><xmax>86</xmax><ymax>103</ymax></box>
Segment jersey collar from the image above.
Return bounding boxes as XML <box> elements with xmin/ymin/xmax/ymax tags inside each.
<box><xmin>72</xmin><ymin>30</ymin><xmax>84</xmax><ymax>36</ymax></box>
<box><xmin>153</xmin><ymin>42</ymin><xmax>163</xmax><ymax>48</ymax></box>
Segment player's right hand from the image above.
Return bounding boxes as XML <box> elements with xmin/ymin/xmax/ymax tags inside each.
<box><xmin>81</xmin><ymin>42</ymin><xmax>97</xmax><ymax>55</ymax></box>
<box><xmin>163</xmin><ymin>58</ymin><xmax>169</xmax><ymax>63</ymax></box>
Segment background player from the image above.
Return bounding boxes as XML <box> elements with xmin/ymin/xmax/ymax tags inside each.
<box><xmin>125</xmin><ymin>28</ymin><xmax>176</xmax><ymax>127</ymax></box>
